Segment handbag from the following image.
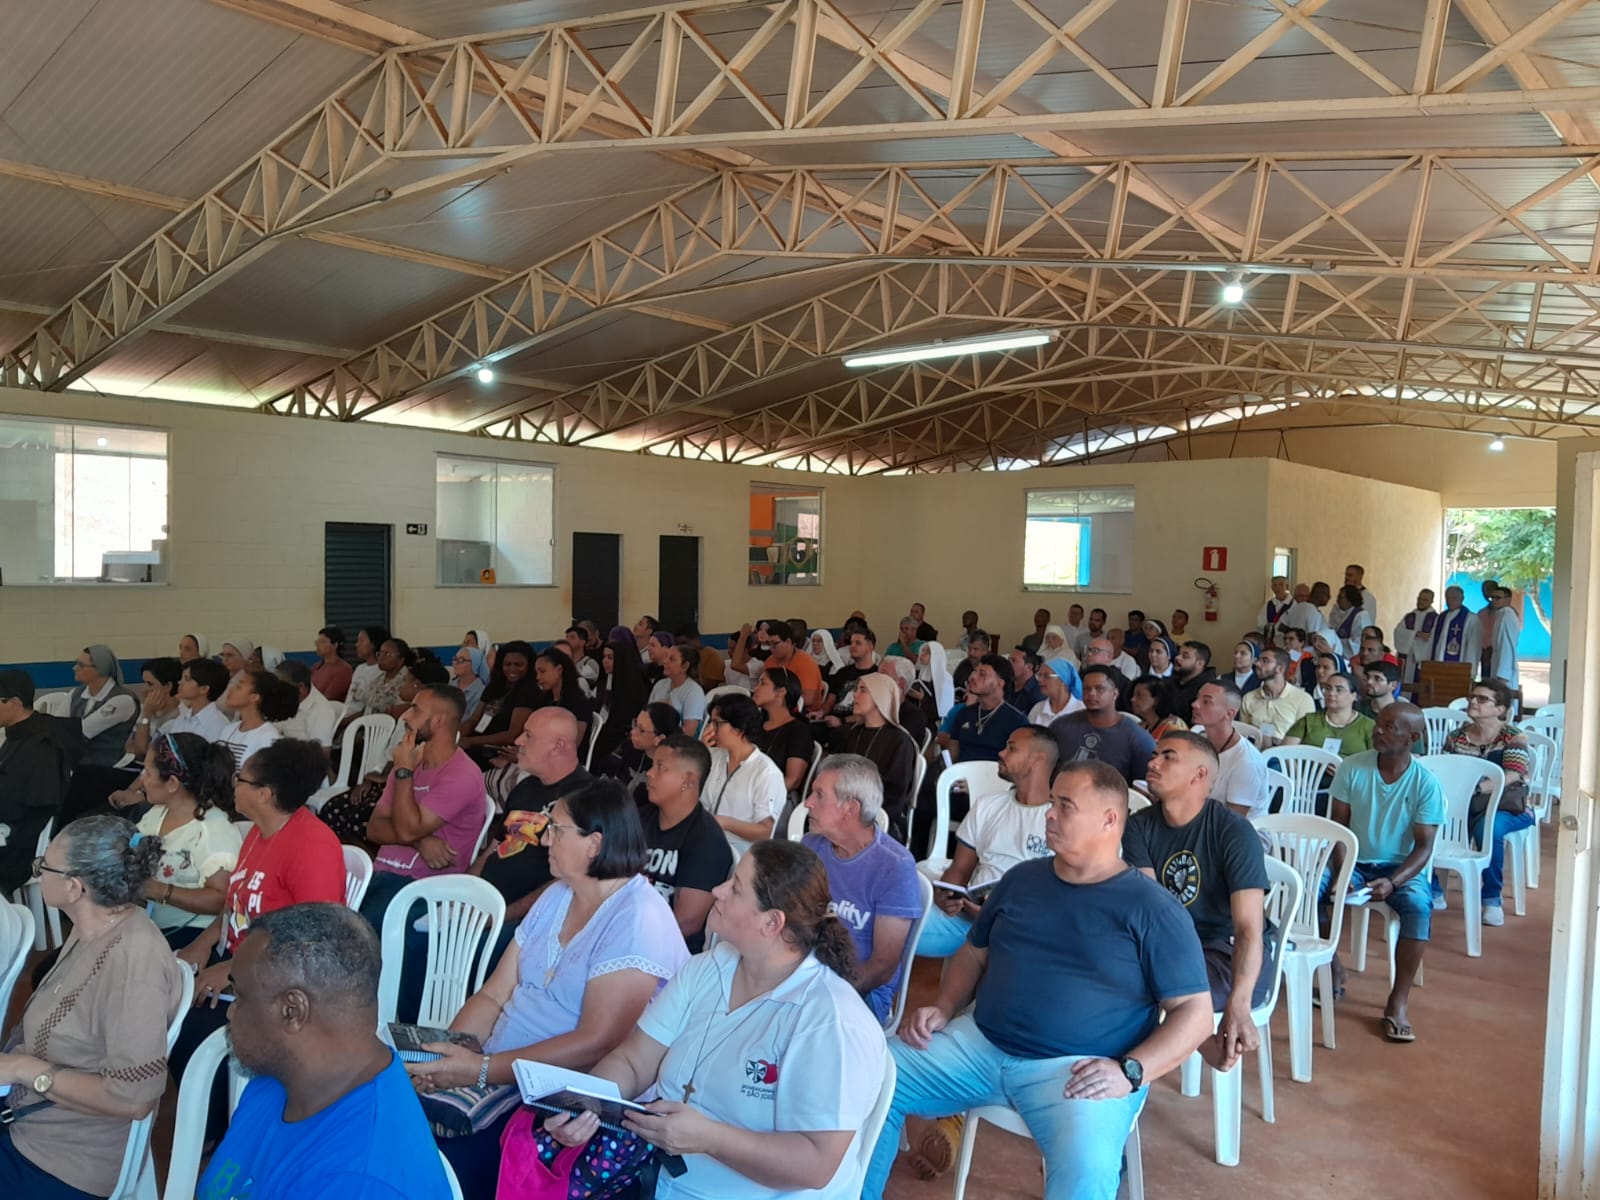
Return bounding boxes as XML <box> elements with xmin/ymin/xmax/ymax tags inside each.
<box><xmin>497</xmin><ymin>1106</ymin><xmax>663</xmax><ymax>1200</ymax></box>
<box><xmin>1473</xmin><ymin>778</ymin><xmax>1530</xmax><ymax>821</ymax></box>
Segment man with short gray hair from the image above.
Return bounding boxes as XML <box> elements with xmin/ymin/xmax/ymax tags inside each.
<box><xmin>200</xmin><ymin>902</ymin><xmax>452</xmax><ymax>1199</ymax></box>
<box><xmin>803</xmin><ymin>754</ymin><xmax>923</xmax><ymax>1023</ymax></box>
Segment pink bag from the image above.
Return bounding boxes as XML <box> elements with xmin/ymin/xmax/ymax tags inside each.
<box><xmin>497</xmin><ymin>1108</ymin><xmax>582</xmax><ymax>1200</ymax></box>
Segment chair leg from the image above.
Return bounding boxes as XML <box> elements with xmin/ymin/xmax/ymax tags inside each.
<box><xmin>1509</xmin><ymin>835</ymin><xmax>1528</xmax><ymax>918</ymax></box>
<box><xmin>1350</xmin><ymin>907</ymin><xmax>1370</xmax><ymax>973</ymax></box>
<box><xmin>1181</xmin><ymin>1050</ymin><xmax>1202</xmax><ymax>1097</ymax></box>
<box><xmin>1461</xmin><ymin>871</ymin><xmax>1483</xmax><ymax>958</ymax></box>
<box><xmin>1211</xmin><ymin>1061</ymin><xmax>1242</xmax><ymax>1167</ymax></box>
<box><xmin>1122</xmin><ymin>1121</ymin><xmax>1145</xmax><ymax>1200</ymax></box>
<box><xmin>1385</xmin><ymin>913</ymin><xmax>1400</xmax><ymax>991</ymax></box>
<box><xmin>951</xmin><ymin>1110</ymin><xmax>981</xmax><ymax>1200</ymax></box>
<box><xmin>1258</xmin><ymin>1024</ymin><xmax>1275</xmax><ymax>1125</ymax></box>
<box><xmin>1316</xmin><ymin>961</ymin><xmax>1338</xmax><ymax>1051</ymax></box>
<box><xmin>1528</xmin><ymin>826</ymin><xmax>1542</xmax><ymax>889</ymax></box>
<box><xmin>1284</xmin><ymin>956</ymin><xmax>1312</xmax><ymax>1083</ymax></box>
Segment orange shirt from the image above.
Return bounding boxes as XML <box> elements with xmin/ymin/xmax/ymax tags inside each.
<box><xmin>779</xmin><ymin>651</ymin><xmax>824</xmax><ymax>700</ymax></box>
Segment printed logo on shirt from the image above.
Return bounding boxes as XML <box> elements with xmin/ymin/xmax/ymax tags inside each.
<box><xmin>643</xmin><ymin>847</ymin><xmax>679</xmax><ymax>880</ymax></box>
<box><xmin>1072</xmin><ymin>732</ymin><xmax>1102</xmax><ymax>762</ymax></box>
<box><xmin>742</xmin><ymin>1058</ymin><xmax>779</xmax><ymax>1100</ymax></box>
<box><xmin>828</xmin><ymin>899</ymin><xmax>871</xmax><ymax>931</ymax></box>
<box><xmin>1024</xmin><ymin>833</ymin><xmax>1049</xmax><ymax>857</ymax></box>
<box><xmin>1160</xmin><ymin>850</ymin><xmax>1201</xmax><ymax>907</ymax></box>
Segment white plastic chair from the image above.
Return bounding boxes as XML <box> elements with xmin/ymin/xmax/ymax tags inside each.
<box><xmin>704</xmin><ymin>684</ymin><xmax>751</xmax><ymax>705</ymax></box>
<box><xmin>1232</xmin><ymin>720</ymin><xmax>1262</xmax><ymax>748</ymax></box>
<box><xmin>343</xmin><ymin>844</ymin><xmax>374</xmax><ymax>910</ymax></box>
<box><xmin>1508</xmin><ymin>730</ymin><xmax>1557</xmax><ymax>900</ymax></box>
<box><xmin>1264</xmin><ymin>768</ymin><xmax>1291</xmax><ymax>816</ymax></box>
<box><xmin>1254</xmin><ymin>814</ymin><xmax>1357</xmax><ymax>1084</ymax></box>
<box><xmin>310</xmin><ymin>712</ymin><xmax>398</xmax><ymax>811</ymax></box>
<box><xmin>952</xmin><ymin>1105</ymin><xmax>1146</xmax><ymax>1200</ymax></box>
<box><xmin>111</xmin><ymin>968</ymin><xmax>195</xmax><ymax>1200</ymax></box>
<box><xmin>1421</xmin><ymin>707</ymin><xmax>1470</xmax><ymax>755</ymax></box>
<box><xmin>1521</xmin><ymin>711</ymin><xmax>1565</xmax><ymax>812</ymax></box>
<box><xmin>883</xmin><ymin>873</ymin><xmax>934</xmax><ymax>1033</ymax></box>
<box><xmin>0</xmin><ymin>900</ymin><xmax>35</xmax><ymax>1021</ymax></box>
<box><xmin>856</xmin><ymin>1046</ymin><xmax>898</xmax><ymax>1174</ymax></box>
<box><xmin>800</xmin><ymin>742</ymin><xmax>825</xmax><ymax>805</ymax></box>
<box><xmin>924</xmin><ymin>761</ymin><xmax>1004</xmax><ymax>868</ymax></box>
<box><xmin>1421</xmin><ymin>754</ymin><xmax>1504</xmax><ymax>958</ymax></box>
<box><xmin>472</xmin><ymin>792</ymin><xmax>497</xmax><ymax>859</ymax></box>
<box><xmin>1127</xmin><ymin>787</ymin><xmax>1151</xmax><ymax>814</ymax></box>
<box><xmin>583</xmin><ymin>717</ymin><xmax>603</xmax><ymax>770</ymax></box>
<box><xmin>32</xmin><ymin>691</ymin><xmax>71</xmax><ymax>716</ymax></box>
<box><xmin>1264</xmin><ymin>745</ymin><xmax>1340</xmax><ymax>817</ymax></box>
<box><xmin>1176</xmin><ymin>857</ymin><xmax>1301</xmax><ymax>1166</ymax></box>
<box><xmin>163</xmin><ymin>1026</ymin><xmax>250</xmax><ymax>1200</ymax></box>
<box><xmin>378</xmin><ymin>875</ymin><xmax>506</xmax><ymax>1026</ymax></box>
<box><xmin>1349</xmin><ymin>825</ymin><xmax>1444</xmax><ymax>988</ymax></box>
<box><xmin>787</xmin><ymin>802</ymin><xmax>888</xmax><ymax>841</ymax></box>
<box><xmin>16</xmin><ymin>820</ymin><xmax>61</xmax><ymax>951</ymax></box>
<box><xmin>442</xmin><ymin>1153</ymin><xmax>465</xmax><ymax>1200</ymax></box>
<box><xmin>325</xmin><ymin>699</ymin><xmax>348</xmax><ymax>727</ymax></box>
<box><xmin>1446</xmin><ymin>696</ymin><xmax>1470</xmax><ymax>711</ymax></box>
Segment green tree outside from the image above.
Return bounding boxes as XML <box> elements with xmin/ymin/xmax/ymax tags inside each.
<box><xmin>1444</xmin><ymin>507</ymin><xmax>1556</xmax><ymax>634</ymax></box>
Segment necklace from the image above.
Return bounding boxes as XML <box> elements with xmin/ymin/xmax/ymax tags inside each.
<box><xmin>973</xmin><ymin>703</ymin><xmax>1001</xmax><ymax>735</ymax></box>
<box><xmin>678</xmin><ymin>957</ymin><xmax>789</xmax><ymax>1103</ymax></box>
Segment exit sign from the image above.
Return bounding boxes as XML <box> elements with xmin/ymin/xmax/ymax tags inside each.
<box><xmin>406</xmin><ymin>523</ymin><xmax>429</xmax><ymax>535</ymax></box>
<box><xmin>1202</xmin><ymin>546</ymin><xmax>1228</xmax><ymax>571</ymax></box>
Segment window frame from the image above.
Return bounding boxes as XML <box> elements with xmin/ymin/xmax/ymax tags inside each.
<box><xmin>1021</xmin><ymin>485</ymin><xmax>1136</xmax><ymax>594</ymax></box>
<box><xmin>748</xmin><ymin>481</ymin><xmax>825</xmax><ymax>588</ymax></box>
<box><xmin>434</xmin><ymin>452</ymin><xmax>558</xmax><ymax>589</ymax></box>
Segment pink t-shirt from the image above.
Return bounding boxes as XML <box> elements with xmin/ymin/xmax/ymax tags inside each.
<box><xmin>372</xmin><ymin>747</ymin><xmax>487</xmax><ymax>878</ymax></box>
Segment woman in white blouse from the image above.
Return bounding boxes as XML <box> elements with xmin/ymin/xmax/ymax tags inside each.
<box><xmin>546</xmin><ymin>839</ymin><xmax>887</xmax><ymax>1200</ymax></box>
<box><xmin>701</xmin><ymin>694</ymin><xmax>786</xmax><ymax>857</ymax></box>
<box><xmin>128</xmin><ymin>732</ymin><xmax>242</xmax><ymax>949</ymax></box>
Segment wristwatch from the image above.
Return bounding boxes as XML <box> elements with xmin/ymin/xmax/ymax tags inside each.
<box><xmin>1116</xmin><ymin>1057</ymin><xmax>1144</xmax><ymax>1089</ymax></box>
<box><xmin>393</xmin><ymin>767</ymin><xmax>414</xmax><ymax>781</ymax></box>
<box><xmin>31</xmin><ymin>1069</ymin><xmax>54</xmax><ymax>1095</ymax></box>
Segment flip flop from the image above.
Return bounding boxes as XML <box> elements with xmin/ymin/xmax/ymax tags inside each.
<box><xmin>1381</xmin><ymin>1015</ymin><xmax>1416</xmax><ymax>1043</ymax></box>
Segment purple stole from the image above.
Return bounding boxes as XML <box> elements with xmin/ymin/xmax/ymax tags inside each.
<box><xmin>1264</xmin><ymin>599</ymin><xmax>1291</xmax><ymax>632</ymax></box>
<box><xmin>1433</xmin><ymin>607</ymin><xmax>1472</xmax><ymax>661</ymax></box>
<box><xmin>1336</xmin><ymin>606</ymin><xmax>1361</xmax><ymax>640</ymax></box>
<box><xmin>1404</xmin><ymin>610</ymin><xmax>1438</xmax><ymax>641</ymax></box>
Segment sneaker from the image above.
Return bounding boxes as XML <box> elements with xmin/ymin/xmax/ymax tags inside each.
<box><xmin>911</xmin><ymin>1116</ymin><xmax>964</xmax><ymax>1178</ymax></box>
<box><xmin>1432</xmin><ymin>894</ymin><xmax>1447</xmax><ymax>912</ymax></box>
<box><xmin>1483</xmin><ymin>904</ymin><xmax>1505</xmax><ymax>927</ymax></box>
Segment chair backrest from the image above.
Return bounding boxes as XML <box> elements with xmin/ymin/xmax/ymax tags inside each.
<box><xmin>1420</xmin><ymin>707</ymin><xmax>1470</xmax><ymax>755</ymax></box>
<box><xmin>343</xmin><ymin>845</ymin><xmax>374</xmax><ymax>910</ymax></box>
<box><xmin>1418</xmin><ymin>754</ymin><xmax>1503</xmax><ymax>857</ymax></box>
<box><xmin>1522</xmin><ymin>730</ymin><xmax>1558</xmax><ymax>818</ymax></box>
<box><xmin>1258</xmin><ymin>856</ymin><xmax>1303</xmax><ymax>1014</ymax></box>
<box><xmin>325</xmin><ymin>699</ymin><xmax>348</xmax><ymax>727</ymax></box>
<box><xmin>786</xmin><ymin>801</ymin><xmax>811</xmax><ymax>841</ymax></box>
<box><xmin>704</xmin><ymin>684</ymin><xmax>751</xmax><ymax>705</ymax></box>
<box><xmin>1447</xmin><ymin>696</ymin><xmax>1470</xmax><ymax>711</ymax></box>
<box><xmin>1537</xmin><ymin>702</ymin><xmax>1566</xmax><ymax>724</ymax></box>
<box><xmin>472</xmin><ymin>793</ymin><xmax>498</xmax><ymax>859</ymax></box>
<box><xmin>0</xmin><ymin>900</ymin><xmax>34</xmax><ymax>1023</ymax></box>
<box><xmin>378</xmin><ymin>875</ymin><xmax>506</xmax><ymax>1027</ymax></box>
<box><xmin>918</xmin><ymin>727</ymin><xmax>933</xmax><ymax>755</ymax></box>
<box><xmin>927</xmin><ymin>761</ymin><xmax>1004</xmax><ymax>863</ymax></box>
<box><xmin>1522</xmin><ymin>712</ymin><xmax>1566</xmax><ymax>769</ymax></box>
<box><xmin>114</xmin><ymin>968</ymin><xmax>195</xmax><ymax>1200</ymax></box>
<box><xmin>32</xmin><ymin>691</ymin><xmax>70</xmax><ymax>717</ymax></box>
<box><xmin>163</xmin><ymin>1025</ymin><xmax>249</xmax><ymax>1200</ymax></box>
<box><xmin>1232</xmin><ymin>720</ymin><xmax>1262</xmax><ymax>748</ymax></box>
<box><xmin>583</xmin><ymin>717</ymin><xmax>603</xmax><ymax>770</ymax></box>
<box><xmin>857</xmin><ymin>1047</ymin><xmax>899</xmax><ymax>1173</ymax></box>
<box><xmin>800</xmin><ymin>742</ymin><xmax>825</xmax><ymax>802</ymax></box>
<box><xmin>1263</xmin><ymin>768</ymin><xmax>1291</xmax><ymax>816</ymax></box>
<box><xmin>1127</xmin><ymin>787</ymin><xmax>1151</xmax><ymax>814</ymax></box>
<box><xmin>1264</xmin><ymin>745</ymin><xmax>1341</xmax><ymax>817</ymax></box>
<box><xmin>907</xmin><ymin>753</ymin><xmax>928</xmax><ymax>842</ymax></box>
<box><xmin>884</xmin><ymin>873</ymin><xmax>935</xmax><ymax>1033</ymax></box>
<box><xmin>1254</xmin><ymin>812</ymin><xmax>1359</xmax><ymax>946</ymax></box>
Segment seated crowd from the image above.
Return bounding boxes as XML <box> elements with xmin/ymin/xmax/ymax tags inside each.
<box><xmin>0</xmin><ymin>572</ymin><xmax>1544</xmax><ymax>1199</ymax></box>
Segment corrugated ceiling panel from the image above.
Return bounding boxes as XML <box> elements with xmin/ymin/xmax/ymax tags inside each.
<box><xmin>0</xmin><ymin>176</ymin><xmax>176</xmax><ymax>309</ymax></box>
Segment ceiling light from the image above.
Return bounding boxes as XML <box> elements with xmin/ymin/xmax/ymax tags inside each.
<box><xmin>843</xmin><ymin>329</ymin><xmax>1054</xmax><ymax>369</ymax></box>
<box><xmin>1221</xmin><ymin>280</ymin><xmax>1245</xmax><ymax>304</ymax></box>
<box><xmin>475</xmin><ymin>366</ymin><xmax>495</xmax><ymax>383</ymax></box>
<box><xmin>1488</xmin><ymin>437</ymin><xmax>1506</xmax><ymax>452</ymax></box>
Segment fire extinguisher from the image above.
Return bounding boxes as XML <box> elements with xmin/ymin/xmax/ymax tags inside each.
<box><xmin>1196</xmin><ymin>576</ymin><xmax>1219</xmax><ymax>622</ymax></box>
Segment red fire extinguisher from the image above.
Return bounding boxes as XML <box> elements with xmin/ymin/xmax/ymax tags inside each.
<box><xmin>1196</xmin><ymin>576</ymin><xmax>1219</xmax><ymax>622</ymax></box>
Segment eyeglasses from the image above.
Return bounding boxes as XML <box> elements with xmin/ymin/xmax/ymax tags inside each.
<box><xmin>31</xmin><ymin>857</ymin><xmax>70</xmax><ymax>880</ymax></box>
<box><xmin>233</xmin><ymin>772</ymin><xmax>266</xmax><ymax>788</ymax></box>
<box><xmin>543</xmin><ymin>820</ymin><xmax>584</xmax><ymax>840</ymax></box>
<box><xmin>1468</xmin><ymin>694</ymin><xmax>1497</xmax><ymax>705</ymax></box>
<box><xmin>703</xmin><ymin>717</ymin><xmax>726</xmax><ymax>730</ymax></box>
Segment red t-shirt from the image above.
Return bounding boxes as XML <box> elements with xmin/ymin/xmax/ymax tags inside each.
<box><xmin>222</xmin><ymin>807</ymin><xmax>346</xmax><ymax>952</ymax></box>
<box><xmin>312</xmin><ymin>657</ymin><xmax>354</xmax><ymax>702</ymax></box>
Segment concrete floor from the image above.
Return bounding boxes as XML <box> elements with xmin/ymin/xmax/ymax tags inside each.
<box><xmin>885</xmin><ymin>827</ymin><xmax>1553</xmax><ymax>1200</ymax></box>
<box><xmin>6</xmin><ymin>826</ymin><xmax>1551</xmax><ymax>1199</ymax></box>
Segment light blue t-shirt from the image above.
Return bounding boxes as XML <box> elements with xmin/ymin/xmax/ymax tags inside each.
<box><xmin>1329</xmin><ymin>750</ymin><xmax>1446</xmax><ymax>864</ymax></box>
<box><xmin>803</xmin><ymin>829</ymin><xmax>923</xmax><ymax>1021</ymax></box>
<box><xmin>650</xmin><ymin>677</ymin><xmax>707</xmax><ymax>725</ymax></box>
<box><xmin>198</xmin><ymin>1053</ymin><xmax>451</xmax><ymax>1200</ymax></box>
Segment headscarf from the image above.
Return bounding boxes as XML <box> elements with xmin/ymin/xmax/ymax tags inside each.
<box><xmin>607</xmin><ymin>625</ymin><xmax>634</xmax><ymax>648</ymax></box>
<box><xmin>183</xmin><ymin>634</ymin><xmax>210</xmax><ymax>659</ymax></box>
<box><xmin>855</xmin><ymin>672</ymin><xmax>902</xmax><ymax>728</ymax></box>
<box><xmin>1041</xmin><ymin>657</ymin><xmax>1083</xmax><ymax>701</ymax></box>
<box><xmin>1039</xmin><ymin>624</ymin><xmax>1077</xmax><ymax>665</ymax></box>
<box><xmin>467</xmin><ymin>629</ymin><xmax>491</xmax><ymax>653</ymax></box>
<box><xmin>1144</xmin><ymin>619</ymin><xmax>1170</xmax><ymax>641</ymax></box>
<box><xmin>1310</xmin><ymin>630</ymin><xmax>1348</xmax><ymax>672</ymax></box>
<box><xmin>808</xmin><ymin>629</ymin><xmax>844</xmax><ymax>671</ymax></box>
<box><xmin>222</xmin><ymin>638</ymin><xmax>255</xmax><ymax>665</ymax></box>
<box><xmin>650</xmin><ymin>631</ymin><xmax>675</xmax><ymax>651</ymax></box>
<box><xmin>460</xmin><ymin>646</ymin><xmax>490</xmax><ymax>686</ymax></box>
<box><xmin>258</xmin><ymin>646</ymin><xmax>285</xmax><ymax>672</ymax></box>
<box><xmin>919</xmin><ymin>640</ymin><xmax>956</xmax><ymax>717</ymax></box>
<box><xmin>84</xmin><ymin>644</ymin><xmax>122</xmax><ymax>684</ymax></box>
<box><xmin>881</xmin><ymin>656</ymin><xmax>915</xmax><ymax>699</ymax></box>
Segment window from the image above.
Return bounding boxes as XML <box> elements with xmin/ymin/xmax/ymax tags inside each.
<box><xmin>435</xmin><ymin>455</ymin><xmax>554</xmax><ymax>585</ymax></box>
<box><xmin>749</xmin><ymin>483</ymin><xmax>822</xmax><ymax>586</ymax></box>
<box><xmin>1023</xmin><ymin>487</ymin><xmax>1134</xmax><ymax>592</ymax></box>
<box><xmin>0</xmin><ymin>416</ymin><xmax>168</xmax><ymax>584</ymax></box>
<box><xmin>1272</xmin><ymin>546</ymin><xmax>1297</xmax><ymax>582</ymax></box>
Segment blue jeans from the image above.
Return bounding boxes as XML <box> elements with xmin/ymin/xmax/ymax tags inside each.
<box><xmin>863</xmin><ymin>1015</ymin><xmax>1146</xmax><ymax>1200</ymax></box>
<box><xmin>915</xmin><ymin>908</ymin><xmax>975</xmax><ymax>958</ymax></box>
<box><xmin>1471</xmin><ymin>808</ymin><xmax>1536</xmax><ymax>906</ymax></box>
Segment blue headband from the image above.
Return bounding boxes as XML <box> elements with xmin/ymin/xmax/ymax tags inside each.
<box><xmin>129</xmin><ymin>832</ymin><xmax>144</xmax><ymax>847</ymax></box>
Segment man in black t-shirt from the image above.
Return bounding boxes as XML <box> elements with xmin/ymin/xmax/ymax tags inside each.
<box><xmin>1124</xmin><ymin>731</ymin><xmax>1270</xmax><ymax>1074</ymax></box>
<box><xmin>825</xmin><ymin>629</ymin><xmax>881</xmax><ymax>718</ymax></box>
<box><xmin>1172</xmin><ymin>641</ymin><xmax>1218</xmax><ymax>723</ymax></box>
<box><xmin>639</xmin><ymin>735</ymin><xmax>732</xmax><ymax>952</ymax></box>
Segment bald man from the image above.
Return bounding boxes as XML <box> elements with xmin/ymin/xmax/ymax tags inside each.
<box><xmin>1325</xmin><ymin>703</ymin><xmax>1443</xmax><ymax>1044</ymax></box>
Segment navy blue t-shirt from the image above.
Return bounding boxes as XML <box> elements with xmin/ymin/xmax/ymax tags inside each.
<box><xmin>950</xmin><ymin>701</ymin><xmax>1029</xmax><ymax>762</ymax></box>
<box><xmin>199</xmin><ymin>1053</ymin><xmax>452</xmax><ymax>1200</ymax></box>
<box><xmin>970</xmin><ymin>859</ymin><xmax>1207</xmax><ymax>1060</ymax></box>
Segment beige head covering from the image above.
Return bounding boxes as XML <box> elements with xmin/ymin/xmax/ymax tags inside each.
<box><xmin>856</xmin><ymin>672</ymin><xmax>902</xmax><ymax>727</ymax></box>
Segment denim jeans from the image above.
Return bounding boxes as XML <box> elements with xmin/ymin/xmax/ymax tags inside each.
<box><xmin>1470</xmin><ymin>808</ymin><xmax>1536</xmax><ymax>906</ymax></box>
<box><xmin>915</xmin><ymin>907</ymin><xmax>975</xmax><ymax>958</ymax></box>
<box><xmin>863</xmin><ymin>1015</ymin><xmax>1146</xmax><ymax>1200</ymax></box>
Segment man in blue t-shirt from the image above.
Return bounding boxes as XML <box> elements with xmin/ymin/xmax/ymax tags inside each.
<box><xmin>199</xmin><ymin>904</ymin><xmax>452</xmax><ymax>1200</ymax></box>
<box><xmin>802</xmin><ymin>753</ymin><xmax>924</xmax><ymax>1022</ymax></box>
<box><xmin>1326</xmin><ymin>703</ymin><xmax>1443</xmax><ymax>1044</ymax></box>
<box><xmin>863</xmin><ymin>760</ymin><xmax>1213</xmax><ymax>1200</ymax></box>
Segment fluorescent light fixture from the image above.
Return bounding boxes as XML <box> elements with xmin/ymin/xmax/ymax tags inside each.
<box><xmin>475</xmin><ymin>366</ymin><xmax>495</xmax><ymax>383</ymax></box>
<box><xmin>1488</xmin><ymin>437</ymin><xmax>1506</xmax><ymax>452</ymax></box>
<box><xmin>1221</xmin><ymin>280</ymin><xmax>1245</xmax><ymax>304</ymax></box>
<box><xmin>843</xmin><ymin>329</ymin><xmax>1054</xmax><ymax>369</ymax></box>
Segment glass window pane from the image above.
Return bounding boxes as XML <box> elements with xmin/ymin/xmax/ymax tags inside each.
<box><xmin>436</xmin><ymin>454</ymin><xmax>554</xmax><ymax>586</ymax></box>
<box><xmin>750</xmin><ymin>484</ymin><xmax>822</xmax><ymax>586</ymax></box>
<box><xmin>1023</xmin><ymin>487</ymin><xmax>1134</xmax><ymax>592</ymax></box>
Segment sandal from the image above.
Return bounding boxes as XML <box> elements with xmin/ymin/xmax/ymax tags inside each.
<box><xmin>1381</xmin><ymin>1015</ymin><xmax>1416</xmax><ymax>1043</ymax></box>
<box><xmin>910</xmin><ymin>1116</ymin><xmax>964</xmax><ymax>1179</ymax></box>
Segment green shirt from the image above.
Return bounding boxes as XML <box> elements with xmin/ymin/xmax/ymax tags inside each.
<box><xmin>1285</xmin><ymin>711</ymin><xmax>1375</xmax><ymax>756</ymax></box>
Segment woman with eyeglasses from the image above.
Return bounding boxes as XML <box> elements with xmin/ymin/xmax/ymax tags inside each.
<box><xmin>1281</xmin><ymin>671</ymin><xmax>1375</xmax><ymax>757</ymax></box>
<box><xmin>1444</xmin><ymin>677</ymin><xmax>1534</xmax><ymax>927</ymax></box>
<box><xmin>0</xmin><ymin>816</ymin><xmax>187</xmax><ymax>1200</ymax></box>
<box><xmin>409</xmin><ymin>779</ymin><xmax>689</xmax><ymax>1200</ymax></box>
<box><xmin>117</xmin><ymin>732</ymin><xmax>243</xmax><ymax>949</ymax></box>
<box><xmin>168</xmin><ymin>739</ymin><xmax>345</xmax><ymax>1115</ymax></box>
<box><xmin>597</xmin><ymin>701</ymin><xmax>681</xmax><ymax>806</ymax></box>
<box><xmin>451</xmin><ymin>644</ymin><xmax>491</xmax><ymax>714</ymax></box>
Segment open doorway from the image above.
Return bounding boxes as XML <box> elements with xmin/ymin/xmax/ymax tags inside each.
<box><xmin>1444</xmin><ymin>506</ymin><xmax>1555</xmax><ymax>708</ymax></box>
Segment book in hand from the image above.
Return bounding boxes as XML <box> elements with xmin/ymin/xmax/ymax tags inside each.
<box><xmin>930</xmin><ymin>879</ymin><xmax>998</xmax><ymax>904</ymax></box>
<box><xmin>387</xmin><ymin>1023</ymin><xmax>482</xmax><ymax>1064</ymax></box>
<box><xmin>1344</xmin><ymin>887</ymin><xmax>1374</xmax><ymax>906</ymax></box>
<box><xmin>512</xmin><ymin>1061</ymin><xmax>650</xmax><ymax>1133</ymax></box>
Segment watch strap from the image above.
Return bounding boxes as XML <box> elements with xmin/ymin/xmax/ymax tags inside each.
<box><xmin>393</xmin><ymin>767</ymin><xmax>415</xmax><ymax>780</ymax></box>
